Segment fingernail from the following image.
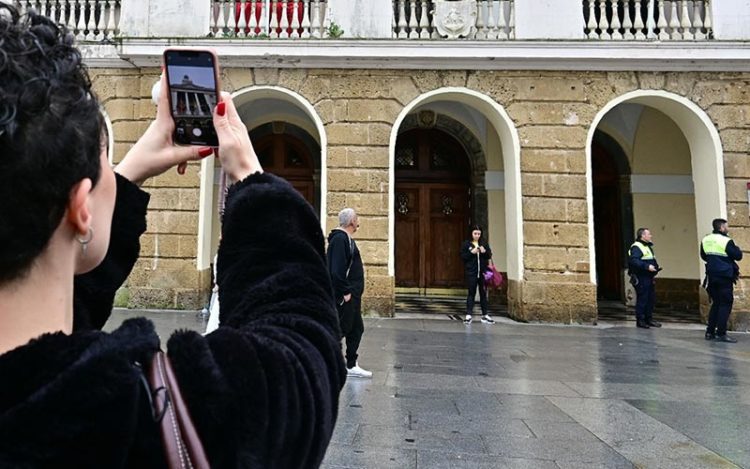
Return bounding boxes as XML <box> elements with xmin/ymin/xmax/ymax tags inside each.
<box><xmin>217</xmin><ymin>102</ymin><xmax>226</xmax><ymax>117</ymax></box>
<box><xmin>198</xmin><ymin>147</ymin><xmax>213</xmax><ymax>157</ymax></box>
<box><xmin>177</xmin><ymin>164</ymin><xmax>186</xmax><ymax>175</ymax></box>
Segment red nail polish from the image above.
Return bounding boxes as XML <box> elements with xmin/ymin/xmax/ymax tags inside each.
<box><xmin>198</xmin><ymin>147</ymin><xmax>213</xmax><ymax>157</ymax></box>
<box><xmin>217</xmin><ymin>102</ymin><xmax>226</xmax><ymax>117</ymax></box>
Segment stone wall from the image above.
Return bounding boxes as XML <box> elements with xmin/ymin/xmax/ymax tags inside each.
<box><xmin>93</xmin><ymin>67</ymin><xmax>750</xmax><ymax>329</ymax></box>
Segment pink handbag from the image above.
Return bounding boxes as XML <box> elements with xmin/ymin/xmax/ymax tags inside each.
<box><xmin>484</xmin><ymin>261</ymin><xmax>504</xmax><ymax>289</ymax></box>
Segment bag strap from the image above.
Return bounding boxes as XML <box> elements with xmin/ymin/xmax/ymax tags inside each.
<box><xmin>147</xmin><ymin>351</ymin><xmax>210</xmax><ymax>469</ymax></box>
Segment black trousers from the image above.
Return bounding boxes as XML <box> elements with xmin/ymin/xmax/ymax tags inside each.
<box><xmin>466</xmin><ymin>275</ymin><xmax>488</xmax><ymax>316</ymax></box>
<box><xmin>634</xmin><ymin>276</ymin><xmax>656</xmax><ymax>322</ymax></box>
<box><xmin>337</xmin><ymin>296</ymin><xmax>364</xmax><ymax>369</ymax></box>
<box><xmin>707</xmin><ymin>281</ymin><xmax>734</xmax><ymax>336</ymax></box>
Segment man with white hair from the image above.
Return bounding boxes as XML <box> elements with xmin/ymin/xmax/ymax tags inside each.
<box><xmin>327</xmin><ymin>208</ymin><xmax>372</xmax><ymax>378</ymax></box>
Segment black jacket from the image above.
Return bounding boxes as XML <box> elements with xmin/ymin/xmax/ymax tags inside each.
<box><xmin>326</xmin><ymin>229</ymin><xmax>364</xmax><ymax>302</ymax></box>
<box><xmin>0</xmin><ymin>173</ymin><xmax>346</xmax><ymax>468</ymax></box>
<box><xmin>701</xmin><ymin>231</ymin><xmax>742</xmax><ymax>284</ymax></box>
<box><xmin>628</xmin><ymin>241</ymin><xmax>659</xmax><ymax>278</ymax></box>
<box><xmin>460</xmin><ymin>240</ymin><xmax>492</xmax><ymax>279</ymax></box>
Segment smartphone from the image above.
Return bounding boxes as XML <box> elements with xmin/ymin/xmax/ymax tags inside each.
<box><xmin>163</xmin><ymin>49</ymin><xmax>220</xmax><ymax>146</ymax></box>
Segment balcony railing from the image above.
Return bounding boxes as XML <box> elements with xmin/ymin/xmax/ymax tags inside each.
<box><xmin>583</xmin><ymin>0</ymin><xmax>713</xmax><ymax>40</ymax></box>
<box><xmin>14</xmin><ymin>0</ymin><xmax>120</xmax><ymax>41</ymax></box>
<box><xmin>392</xmin><ymin>0</ymin><xmax>515</xmax><ymax>40</ymax></box>
<box><xmin>209</xmin><ymin>0</ymin><xmax>329</xmax><ymax>38</ymax></box>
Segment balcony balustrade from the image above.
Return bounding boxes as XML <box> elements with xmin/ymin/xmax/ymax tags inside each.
<box><xmin>583</xmin><ymin>0</ymin><xmax>713</xmax><ymax>40</ymax></box>
<box><xmin>209</xmin><ymin>0</ymin><xmax>329</xmax><ymax>38</ymax></box>
<box><xmin>11</xmin><ymin>0</ymin><xmax>729</xmax><ymax>43</ymax></box>
<box><xmin>13</xmin><ymin>0</ymin><xmax>120</xmax><ymax>41</ymax></box>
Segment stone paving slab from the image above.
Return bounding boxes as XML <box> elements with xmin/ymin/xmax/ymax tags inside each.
<box><xmin>105</xmin><ymin>311</ymin><xmax>750</xmax><ymax>469</ymax></box>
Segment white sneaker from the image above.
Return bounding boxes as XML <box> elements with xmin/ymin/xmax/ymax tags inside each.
<box><xmin>347</xmin><ymin>363</ymin><xmax>373</xmax><ymax>379</ymax></box>
<box><xmin>481</xmin><ymin>315</ymin><xmax>495</xmax><ymax>325</ymax></box>
<box><xmin>464</xmin><ymin>314</ymin><xmax>472</xmax><ymax>325</ymax></box>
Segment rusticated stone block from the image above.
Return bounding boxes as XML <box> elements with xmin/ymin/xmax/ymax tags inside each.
<box><xmin>146</xmin><ymin>211</ymin><xmax>199</xmax><ymax>236</ymax></box>
<box><xmin>519</xmin><ymin>126</ymin><xmax>588</xmax><ymax>150</ymax></box>
<box><xmin>524</xmin><ymin>222</ymin><xmax>589</xmax><ymax>247</ymax></box>
<box><xmin>129</xmin><ymin>287</ymin><xmax>174</xmax><ymax>309</ymax></box>
<box><xmin>362</xmin><ymin>295</ymin><xmax>395</xmax><ymax>317</ymax></box>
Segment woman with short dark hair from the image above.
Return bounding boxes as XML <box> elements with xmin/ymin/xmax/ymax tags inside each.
<box><xmin>0</xmin><ymin>5</ymin><xmax>344</xmax><ymax>467</ymax></box>
<box><xmin>460</xmin><ymin>225</ymin><xmax>494</xmax><ymax>325</ymax></box>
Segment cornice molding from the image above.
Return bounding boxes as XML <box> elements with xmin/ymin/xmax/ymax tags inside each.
<box><xmin>83</xmin><ymin>39</ymin><xmax>750</xmax><ymax>72</ymax></box>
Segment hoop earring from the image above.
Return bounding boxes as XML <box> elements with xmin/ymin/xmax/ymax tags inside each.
<box><xmin>77</xmin><ymin>227</ymin><xmax>94</xmax><ymax>256</ymax></box>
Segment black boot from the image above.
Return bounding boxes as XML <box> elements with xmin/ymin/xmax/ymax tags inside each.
<box><xmin>636</xmin><ymin>320</ymin><xmax>650</xmax><ymax>329</ymax></box>
<box><xmin>705</xmin><ymin>331</ymin><xmax>716</xmax><ymax>341</ymax></box>
<box><xmin>647</xmin><ymin>321</ymin><xmax>662</xmax><ymax>328</ymax></box>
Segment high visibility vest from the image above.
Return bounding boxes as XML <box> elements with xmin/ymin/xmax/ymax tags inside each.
<box><xmin>629</xmin><ymin>241</ymin><xmax>654</xmax><ymax>260</ymax></box>
<box><xmin>701</xmin><ymin>233</ymin><xmax>731</xmax><ymax>257</ymax></box>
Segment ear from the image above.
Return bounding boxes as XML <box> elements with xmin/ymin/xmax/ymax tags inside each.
<box><xmin>66</xmin><ymin>178</ymin><xmax>94</xmax><ymax>236</ymax></box>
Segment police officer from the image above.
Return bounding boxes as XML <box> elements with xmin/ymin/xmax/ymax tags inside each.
<box><xmin>628</xmin><ymin>228</ymin><xmax>662</xmax><ymax>329</ymax></box>
<box><xmin>701</xmin><ymin>218</ymin><xmax>742</xmax><ymax>343</ymax></box>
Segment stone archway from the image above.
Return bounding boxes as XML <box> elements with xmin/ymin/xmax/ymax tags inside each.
<box><xmin>587</xmin><ymin>90</ymin><xmax>726</xmax><ymax>320</ymax></box>
<box><xmin>389</xmin><ymin>87</ymin><xmax>523</xmax><ymax>313</ymax></box>
<box><xmin>399</xmin><ymin>112</ymin><xmax>490</xmax><ymax>234</ymax></box>
<box><xmin>196</xmin><ymin>85</ymin><xmax>327</xmax><ymax>271</ymax></box>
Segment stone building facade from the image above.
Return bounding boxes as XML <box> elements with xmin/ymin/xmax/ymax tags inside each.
<box><xmin>95</xmin><ymin>65</ymin><xmax>750</xmax><ymax>330</ymax></box>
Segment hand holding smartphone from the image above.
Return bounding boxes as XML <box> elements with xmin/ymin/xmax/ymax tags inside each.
<box><xmin>163</xmin><ymin>49</ymin><xmax>220</xmax><ymax>147</ymax></box>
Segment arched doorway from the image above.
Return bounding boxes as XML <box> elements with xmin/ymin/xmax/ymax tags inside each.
<box><xmin>395</xmin><ymin>128</ymin><xmax>471</xmax><ymax>291</ymax></box>
<box><xmin>587</xmin><ymin>90</ymin><xmax>725</xmax><ymax>322</ymax></box>
<box><xmin>250</xmin><ymin>122</ymin><xmax>319</xmax><ymax>209</ymax></box>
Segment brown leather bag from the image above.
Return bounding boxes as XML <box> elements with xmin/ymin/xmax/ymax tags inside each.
<box><xmin>147</xmin><ymin>351</ymin><xmax>210</xmax><ymax>469</ymax></box>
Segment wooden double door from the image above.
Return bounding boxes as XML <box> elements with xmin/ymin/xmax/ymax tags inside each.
<box><xmin>254</xmin><ymin>131</ymin><xmax>316</xmax><ymax>206</ymax></box>
<box><xmin>395</xmin><ymin>129</ymin><xmax>471</xmax><ymax>290</ymax></box>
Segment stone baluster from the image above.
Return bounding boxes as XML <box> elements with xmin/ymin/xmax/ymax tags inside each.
<box><xmin>668</xmin><ymin>1</ymin><xmax>680</xmax><ymax>39</ymax></box>
<box><xmin>280</xmin><ymin>1</ymin><xmax>290</xmax><ymax>38</ymax></box>
<box><xmin>611</xmin><ymin>0</ymin><xmax>623</xmax><ymax>39</ymax></box>
<box><xmin>680</xmin><ymin>0</ymin><xmax>693</xmax><ymax>39</ymax></box>
<box><xmin>474</xmin><ymin>0</ymin><xmax>486</xmax><ymax>39</ymax></box>
<box><xmin>703</xmin><ymin>0</ymin><xmax>712</xmax><ymax>37</ymax></box>
<box><xmin>497</xmin><ymin>0</ymin><xmax>509</xmax><ymax>39</ymax></box>
<box><xmin>249</xmin><ymin>1</ymin><xmax>259</xmax><ymax>37</ymax></box>
<box><xmin>486</xmin><ymin>0</ymin><xmax>498</xmax><ymax>40</ymax></box>
<box><xmin>227</xmin><ymin>0</ymin><xmax>237</xmax><ymax>37</ymax></box>
<box><xmin>269</xmin><ymin>0</ymin><xmax>279</xmax><ymax>38</ymax></box>
<box><xmin>75</xmin><ymin>1</ymin><xmax>87</xmax><ymax>39</ymax></box>
<box><xmin>419</xmin><ymin>0</ymin><xmax>430</xmax><ymax>38</ymax></box>
<box><xmin>693</xmin><ymin>0</ymin><xmax>705</xmax><ymax>39</ymax></box>
<box><xmin>37</xmin><ymin>0</ymin><xmax>47</xmax><ymax>19</ymax></box>
<box><xmin>261</xmin><ymin>0</ymin><xmax>271</xmax><ymax>37</ymax></box>
<box><xmin>508</xmin><ymin>0</ymin><xmax>514</xmax><ymax>38</ymax></box>
<box><xmin>397</xmin><ymin>0</ymin><xmax>408</xmax><ymax>38</ymax></box>
<box><xmin>622</xmin><ymin>0</ymin><xmax>634</xmax><ymax>39</ymax></box>
<box><xmin>585</xmin><ymin>0</ymin><xmax>598</xmax><ymax>38</ymax></box>
<box><xmin>217</xmin><ymin>0</ymin><xmax>227</xmax><ymax>37</ymax></box>
<box><xmin>646</xmin><ymin>0</ymin><xmax>656</xmax><ymax>38</ymax></box>
<box><xmin>598</xmin><ymin>0</ymin><xmax>610</xmax><ymax>40</ymax></box>
<box><xmin>48</xmin><ymin>0</ymin><xmax>59</xmax><ymax>24</ymax></box>
<box><xmin>657</xmin><ymin>0</ymin><xmax>668</xmax><ymax>39</ymax></box>
<box><xmin>311</xmin><ymin>0</ymin><xmax>322</xmax><ymax>38</ymax></box>
<box><xmin>301</xmin><ymin>0</ymin><xmax>311</xmax><ymax>37</ymax></box>
<box><xmin>633</xmin><ymin>0</ymin><xmax>645</xmax><ymax>39</ymax></box>
<box><xmin>407</xmin><ymin>0</ymin><xmax>417</xmax><ymax>38</ymax></box>
<box><xmin>109</xmin><ymin>0</ymin><xmax>119</xmax><ymax>36</ymax></box>
<box><xmin>290</xmin><ymin>0</ymin><xmax>301</xmax><ymax>38</ymax></box>
<box><xmin>86</xmin><ymin>0</ymin><xmax>96</xmax><ymax>39</ymax></box>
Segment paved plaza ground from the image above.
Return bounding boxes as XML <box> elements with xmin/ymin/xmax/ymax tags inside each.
<box><xmin>106</xmin><ymin>310</ymin><xmax>750</xmax><ymax>468</ymax></box>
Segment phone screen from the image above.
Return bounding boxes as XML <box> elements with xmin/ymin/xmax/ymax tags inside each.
<box><xmin>164</xmin><ymin>50</ymin><xmax>219</xmax><ymax>146</ymax></box>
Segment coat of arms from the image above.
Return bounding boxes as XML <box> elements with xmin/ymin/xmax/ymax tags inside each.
<box><xmin>432</xmin><ymin>0</ymin><xmax>477</xmax><ymax>39</ymax></box>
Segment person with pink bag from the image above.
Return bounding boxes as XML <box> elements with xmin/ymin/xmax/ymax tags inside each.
<box><xmin>460</xmin><ymin>225</ymin><xmax>495</xmax><ymax>325</ymax></box>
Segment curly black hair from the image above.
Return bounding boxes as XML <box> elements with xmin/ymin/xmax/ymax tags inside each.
<box><xmin>0</xmin><ymin>4</ymin><xmax>103</xmax><ymax>284</ymax></box>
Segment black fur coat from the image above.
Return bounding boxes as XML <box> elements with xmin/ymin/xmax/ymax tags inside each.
<box><xmin>0</xmin><ymin>173</ymin><xmax>346</xmax><ymax>468</ymax></box>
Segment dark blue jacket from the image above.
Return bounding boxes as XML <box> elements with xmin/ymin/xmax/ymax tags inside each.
<box><xmin>701</xmin><ymin>231</ymin><xmax>742</xmax><ymax>284</ymax></box>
